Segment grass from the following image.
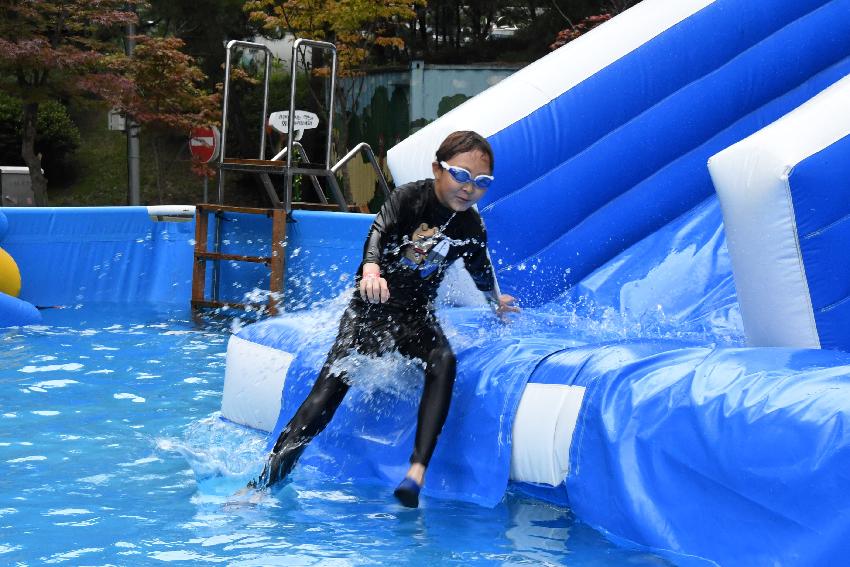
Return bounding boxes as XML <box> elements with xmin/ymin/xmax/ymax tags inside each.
<box><xmin>49</xmin><ymin>102</ymin><xmax>208</xmax><ymax>206</ymax></box>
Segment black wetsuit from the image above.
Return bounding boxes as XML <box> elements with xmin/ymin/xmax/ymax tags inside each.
<box><xmin>256</xmin><ymin>179</ymin><xmax>497</xmax><ymax>488</ymax></box>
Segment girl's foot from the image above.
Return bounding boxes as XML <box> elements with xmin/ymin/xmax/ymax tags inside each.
<box><xmin>393</xmin><ymin>477</ymin><xmax>421</xmax><ymax>508</ymax></box>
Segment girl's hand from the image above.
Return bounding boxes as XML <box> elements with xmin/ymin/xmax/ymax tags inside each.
<box><xmin>360</xmin><ymin>262</ymin><xmax>390</xmax><ymax>304</ymax></box>
<box><xmin>496</xmin><ymin>294</ymin><xmax>520</xmax><ymax>316</ymax></box>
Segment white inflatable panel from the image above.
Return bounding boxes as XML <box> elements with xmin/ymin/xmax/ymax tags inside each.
<box><xmin>708</xmin><ymin>74</ymin><xmax>850</xmax><ymax>348</ymax></box>
<box><xmin>387</xmin><ymin>0</ymin><xmax>715</xmax><ymax>185</ymax></box>
<box><xmin>510</xmin><ymin>383</ymin><xmax>586</xmax><ymax>486</ymax></box>
<box><xmin>222</xmin><ymin>335</ymin><xmax>294</xmax><ymax>431</ymax></box>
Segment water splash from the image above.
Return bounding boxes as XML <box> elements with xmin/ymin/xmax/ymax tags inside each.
<box><xmin>157</xmin><ymin>415</ymin><xmax>267</xmax><ymax>482</ymax></box>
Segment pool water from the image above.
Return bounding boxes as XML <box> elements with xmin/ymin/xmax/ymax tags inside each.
<box><xmin>1</xmin><ymin>305</ymin><xmax>671</xmax><ymax>565</ymax></box>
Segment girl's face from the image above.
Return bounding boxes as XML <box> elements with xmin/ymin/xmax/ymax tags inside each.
<box><xmin>431</xmin><ymin>149</ymin><xmax>492</xmax><ymax>212</ymax></box>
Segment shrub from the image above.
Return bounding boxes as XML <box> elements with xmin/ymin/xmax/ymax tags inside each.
<box><xmin>0</xmin><ymin>92</ymin><xmax>81</xmax><ymax>185</ymax></box>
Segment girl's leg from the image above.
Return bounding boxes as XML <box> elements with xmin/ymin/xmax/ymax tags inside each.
<box><xmin>253</xmin><ymin>304</ymin><xmax>363</xmax><ymax>488</ymax></box>
<box><xmin>394</xmin><ymin>330</ymin><xmax>456</xmax><ymax>507</ymax></box>
<box><xmin>254</xmin><ymin>362</ymin><xmax>350</xmax><ymax>488</ymax></box>
<box><xmin>409</xmin><ymin>342</ymin><xmax>456</xmax><ymax>469</ymax></box>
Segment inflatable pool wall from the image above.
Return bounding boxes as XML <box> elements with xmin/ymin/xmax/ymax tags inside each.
<box><xmin>0</xmin><ymin>205</ymin><xmax>373</xmax><ymax>318</ymax></box>
<box><xmin>221</xmin><ymin>0</ymin><xmax>850</xmax><ymax>565</ymax></box>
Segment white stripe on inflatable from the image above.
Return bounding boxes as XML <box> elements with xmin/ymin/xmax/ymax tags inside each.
<box><xmin>387</xmin><ymin>0</ymin><xmax>716</xmax><ymax>185</ymax></box>
<box><xmin>222</xmin><ymin>335</ymin><xmax>294</xmax><ymax>431</ymax></box>
<box><xmin>709</xmin><ymin>74</ymin><xmax>850</xmax><ymax>348</ymax></box>
<box><xmin>510</xmin><ymin>383</ymin><xmax>586</xmax><ymax>486</ymax></box>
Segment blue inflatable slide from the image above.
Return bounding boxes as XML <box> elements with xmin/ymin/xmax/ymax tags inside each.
<box><xmin>3</xmin><ymin>0</ymin><xmax>845</xmax><ymax>565</ymax></box>
<box><xmin>220</xmin><ymin>1</ymin><xmax>850</xmax><ymax>564</ymax></box>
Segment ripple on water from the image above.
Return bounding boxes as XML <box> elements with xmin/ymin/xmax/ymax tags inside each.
<box><xmin>113</xmin><ymin>392</ymin><xmax>146</xmax><ymax>403</ymax></box>
<box><xmin>7</xmin><ymin>456</ymin><xmax>47</xmax><ymax>463</ymax></box>
<box><xmin>19</xmin><ymin>363</ymin><xmax>84</xmax><ymax>373</ymax></box>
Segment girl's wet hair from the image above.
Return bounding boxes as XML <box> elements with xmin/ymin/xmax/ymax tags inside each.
<box><xmin>435</xmin><ymin>131</ymin><xmax>494</xmax><ymax>172</ymax></box>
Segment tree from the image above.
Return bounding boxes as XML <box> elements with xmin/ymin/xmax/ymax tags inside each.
<box><xmin>0</xmin><ymin>0</ymin><xmax>136</xmax><ymax>205</ymax></box>
<box><xmin>82</xmin><ymin>36</ymin><xmax>221</xmax><ymax>202</ymax></box>
<box><xmin>0</xmin><ymin>93</ymin><xmax>81</xmax><ymax>184</ymax></box>
<box><xmin>549</xmin><ymin>1</ymin><xmax>644</xmax><ymax>50</ymax></box>
<box><xmin>142</xmin><ymin>0</ymin><xmax>253</xmax><ymax>87</ymax></box>
<box><xmin>244</xmin><ymin>0</ymin><xmax>424</xmax><ymax>201</ymax></box>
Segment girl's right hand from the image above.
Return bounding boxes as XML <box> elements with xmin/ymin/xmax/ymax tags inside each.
<box><xmin>359</xmin><ymin>262</ymin><xmax>390</xmax><ymax>303</ymax></box>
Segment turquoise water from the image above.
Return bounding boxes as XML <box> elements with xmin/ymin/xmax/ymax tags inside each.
<box><xmin>0</xmin><ymin>305</ymin><xmax>671</xmax><ymax>565</ymax></box>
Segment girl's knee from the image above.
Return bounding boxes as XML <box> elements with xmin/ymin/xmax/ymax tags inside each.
<box><xmin>428</xmin><ymin>347</ymin><xmax>456</xmax><ymax>378</ymax></box>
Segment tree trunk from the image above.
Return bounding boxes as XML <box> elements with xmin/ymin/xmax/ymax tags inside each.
<box><xmin>417</xmin><ymin>8</ymin><xmax>429</xmax><ymax>51</ymax></box>
<box><xmin>20</xmin><ymin>102</ymin><xmax>49</xmax><ymax>206</ymax></box>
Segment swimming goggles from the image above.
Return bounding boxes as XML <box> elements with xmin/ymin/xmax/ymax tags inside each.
<box><xmin>440</xmin><ymin>161</ymin><xmax>494</xmax><ymax>189</ymax></box>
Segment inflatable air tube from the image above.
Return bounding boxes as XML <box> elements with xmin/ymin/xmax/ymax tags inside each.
<box><xmin>709</xmin><ymin>73</ymin><xmax>850</xmax><ymax>350</ymax></box>
<box><xmin>221</xmin><ymin>318</ymin><xmax>584</xmax><ymax>490</ymax></box>
<box><xmin>0</xmin><ymin>291</ymin><xmax>41</xmax><ymax>327</ymax></box>
<box><xmin>0</xmin><ymin>209</ymin><xmax>8</xmax><ymax>240</ymax></box>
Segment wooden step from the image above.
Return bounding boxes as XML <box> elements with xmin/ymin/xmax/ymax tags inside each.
<box><xmin>195</xmin><ymin>203</ymin><xmax>276</xmax><ymax>216</ymax></box>
<box><xmin>191</xmin><ymin>299</ymin><xmax>276</xmax><ymax>311</ymax></box>
<box><xmin>194</xmin><ymin>251</ymin><xmax>273</xmax><ymax>264</ymax></box>
<box><xmin>191</xmin><ymin>205</ymin><xmax>287</xmax><ymax>318</ymax></box>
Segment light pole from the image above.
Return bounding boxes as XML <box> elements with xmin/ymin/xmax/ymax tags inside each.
<box><xmin>125</xmin><ymin>4</ymin><xmax>141</xmax><ymax>205</ymax></box>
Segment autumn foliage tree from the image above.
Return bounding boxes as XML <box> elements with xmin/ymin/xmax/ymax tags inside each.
<box><xmin>83</xmin><ymin>36</ymin><xmax>221</xmax><ymax>202</ymax></box>
<box><xmin>244</xmin><ymin>0</ymin><xmax>424</xmax><ymax>199</ymax></box>
<box><xmin>0</xmin><ymin>0</ymin><xmax>137</xmax><ymax>205</ymax></box>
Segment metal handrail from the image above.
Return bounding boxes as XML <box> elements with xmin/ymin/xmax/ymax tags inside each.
<box><xmin>270</xmin><ymin>142</ymin><xmax>327</xmax><ymax>205</ymax></box>
<box><xmin>331</xmin><ymin>142</ymin><xmax>391</xmax><ymax>198</ymax></box>
<box><xmin>286</xmin><ymin>39</ymin><xmax>338</xmax><ymax>212</ymax></box>
<box><xmin>218</xmin><ymin>40</ymin><xmax>272</xmax><ymax>204</ymax></box>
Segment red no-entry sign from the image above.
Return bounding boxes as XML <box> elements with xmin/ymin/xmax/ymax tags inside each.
<box><xmin>189</xmin><ymin>125</ymin><xmax>220</xmax><ymax>163</ymax></box>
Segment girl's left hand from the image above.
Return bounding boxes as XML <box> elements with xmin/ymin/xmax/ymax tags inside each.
<box><xmin>496</xmin><ymin>294</ymin><xmax>520</xmax><ymax>317</ymax></box>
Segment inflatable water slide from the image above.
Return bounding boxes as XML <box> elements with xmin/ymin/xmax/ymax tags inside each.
<box><xmin>0</xmin><ymin>0</ymin><xmax>827</xmax><ymax>564</ymax></box>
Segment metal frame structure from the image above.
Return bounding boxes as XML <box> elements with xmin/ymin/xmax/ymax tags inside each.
<box><xmin>197</xmin><ymin>37</ymin><xmax>392</xmax><ymax>311</ymax></box>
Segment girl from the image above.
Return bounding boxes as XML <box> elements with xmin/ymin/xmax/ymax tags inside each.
<box><xmin>252</xmin><ymin>131</ymin><xmax>517</xmax><ymax>507</ymax></box>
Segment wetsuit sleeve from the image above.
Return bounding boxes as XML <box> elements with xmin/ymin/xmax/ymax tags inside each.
<box><xmin>462</xmin><ymin>217</ymin><xmax>498</xmax><ymax>296</ymax></box>
<box><xmin>362</xmin><ymin>184</ymin><xmax>409</xmax><ymax>266</ymax></box>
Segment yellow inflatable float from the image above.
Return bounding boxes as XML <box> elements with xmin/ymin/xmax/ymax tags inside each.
<box><xmin>0</xmin><ymin>246</ymin><xmax>21</xmax><ymax>297</ymax></box>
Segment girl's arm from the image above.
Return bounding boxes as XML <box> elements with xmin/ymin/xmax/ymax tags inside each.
<box><xmin>359</xmin><ymin>185</ymin><xmax>409</xmax><ymax>303</ymax></box>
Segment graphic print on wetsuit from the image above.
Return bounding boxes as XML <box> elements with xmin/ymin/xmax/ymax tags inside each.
<box><xmin>401</xmin><ymin>221</ymin><xmax>454</xmax><ymax>278</ymax></box>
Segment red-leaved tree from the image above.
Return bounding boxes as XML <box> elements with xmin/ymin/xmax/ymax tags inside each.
<box><xmin>83</xmin><ymin>36</ymin><xmax>221</xmax><ymax>202</ymax></box>
<box><xmin>0</xmin><ymin>0</ymin><xmax>137</xmax><ymax>205</ymax></box>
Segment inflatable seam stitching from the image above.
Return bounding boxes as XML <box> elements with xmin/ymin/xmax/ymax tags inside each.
<box><xmin>781</xmin><ymin>167</ymin><xmax>820</xmax><ymax>347</ymax></box>
<box><xmin>564</xmin><ymin>346</ymin><xmax>607</xmax><ymax>477</ymax></box>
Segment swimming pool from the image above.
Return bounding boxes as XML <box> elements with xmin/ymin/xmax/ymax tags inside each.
<box><xmin>1</xmin><ymin>305</ymin><xmax>671</xmax><ymax>565</ymax></box>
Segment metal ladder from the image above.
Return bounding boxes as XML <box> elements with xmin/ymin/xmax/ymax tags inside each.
<box><xmin>191</xmin><ymin>38</ymin><xmax>391</xmax><ymax>316</ymax></box>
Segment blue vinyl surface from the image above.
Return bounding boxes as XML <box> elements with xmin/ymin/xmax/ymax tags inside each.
<box><xmin>0</xmin><ymin>207</ymin><xmax>195</xmax><ymax>306</ymax></box>
<box><xmin>0</xmin><ymin>209</ymin><xmax>8</xmax><ymax>240</ymax></box>
<box><xmin>243</xmin><ymin>306</ymin><xmax>573</xmax><ymax>508</ymax></box>
<box><xmin>0</xmin><ymin>207</ymin><xmax>370</xmax><ymax>310</ymax></box>
<box><xmin>7</xmin><ymin>1</ymin><xmax>850</xmax><ymax>564</ymax></box>
<box><xmin>790</xmin><ymin>134</ymin><xmax>850</xmax><ymax>350</ymax></box>
<box><xmin>0</xmin><ymin>291</ymin><xmax>41</xmax><ymax>327</ymax></box>
<box><xmin>484</xmin><ymin>0</ymin><xmax>850</xmax><ymax>306</ymax></box>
